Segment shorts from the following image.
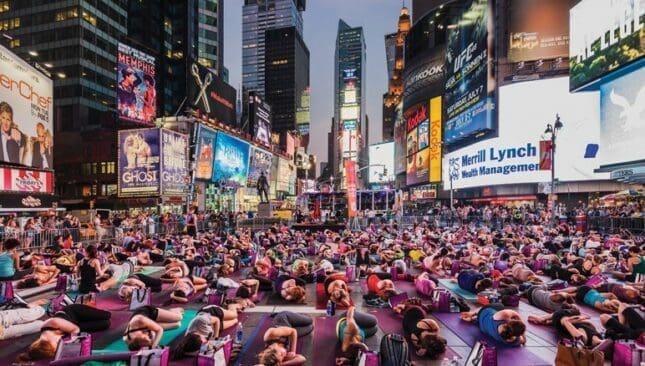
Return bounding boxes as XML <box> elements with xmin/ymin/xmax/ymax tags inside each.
<box><xmin>132</xmin><ymin>305</ymin><xmax>159</xmax><ymax>321</ymax></box>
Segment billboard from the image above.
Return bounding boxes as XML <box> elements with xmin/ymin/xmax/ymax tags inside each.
<box><xmin>341</xmin><ymin>105</ymin><xmax>359</xmax><ymax>120</ymax></box>
<box><xmin>0</xmin><ymin>44</ymin><xmax>53</xmax><ymax>169</ymax></box>
<box><xmin>0</xmin><ymin>167</ymin><xmax>53</xmax><ymax>193</ymax></box>
<box><xmin>444</xmin><ymin>0</ymin><xmax>494</xmax><ymax>145</ymax></box>
<box><xmin>368</xmin><ymin>142</ymin><xmax>395</xmax><ymax>183</ymax></box>
<box><xmin>249</xmin><ymin>93</ymin><xmax>272</xmax><ymax>146</ymax></box>
<box><xmin>394</xmin><ymin>103</ymin><xmax>406</xmax><ymax>174</ymax></box>
<box><xmin>507</xmin><ymin>0</ymin><xmax>570</xmax><ymax>63</ymax></box>
<box><xmin>247</xmin><ymin>147</ymin><xmax>273</xmax><ymax>188</ymax></box>
<box><xmin>599</xmin><ymin>66</ymin><xmax>645</xmax><ymax>165</ymax></box>
<box><xmin>276</xmin><ymin>157</ymin><xmax>291</xmax><ymax>192</ymax></box>
<box><xmin>213</xmin><ymin>132</ymin><xmax>250</xmax><ymax>187</ymax></box>
<box><xmin>407</xmin><ymin>148</ymin><xmax>430</xmax><ymax>186</ymax></box>
<box><xmin>342</xmin><ymin>129</ymin><xmax>359</xmax><ymax>159</ymax></box>
<box><xmin>405</xmin><ymin>102</ymin><xmax>428</xmax><ymax>166</ymax></box>
<box><xmin>195</xmin><ymin>125</ymin><xmax>217</xmax><ymax>180</ymax></box>
<box><xmin>443</xmin><ymin>77</ymin><xmax>607</xmax><ymax>189</ymax></box>
<box><xmin>345</xmin><ymin>160</ymin><xmax>358</xmax><ymax>218</ymax></box>
<box><xmin>570</xmin><ymin>0</ymin><xmax>644</xmax><ymax>91</ymax></box>
<box><xmin>429</xmin><ymin>97</ymin><xmax>443</xmax><ymax>183</ymax></box>
<box><xmin>188</xmin><ymin>62</ymin><xmax>236</xmax><ymax>125</ymax></box>
<box><xmin>118</xmin><ymin>128</ymin><xmax>161</xmax><ymax>197</ymax></box>
<box><xmin>117</xmin><ymin>42</ymin><xmax>156</xmax><ymax>125</ymax></box>
<box><xmin>160</xmin><ymin>129</ymin><xmax>188</xmax><ymax>196</ymax></box>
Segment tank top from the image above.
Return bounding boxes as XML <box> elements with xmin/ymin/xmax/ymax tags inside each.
<box><xmin>78</xmin><ymin>259</ymin><xmax>98</xmax><ymax>294</ymax></box>
<box><xmin>633</xmin><ymin>256</ymin><xmax>645</xmax><ymax>274</ymax></box>
<box><xmin>0</xmin><ymin>252</ymin><xmax>15</xmax><ymax>278</ymax></box>
<box><xmin>478</xmin><ymin>307</ymin><xmax>507</xmax><ymax>344</ymax></box>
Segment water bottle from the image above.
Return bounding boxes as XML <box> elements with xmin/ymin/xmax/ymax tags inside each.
<box><xmin>235</xmin><ymin>322</ymin><xmax>244</xmax><ymax>344</ymax></box>
<box><xmin>449</xmin><ymin>300</ymin><xmax>458</xmax><ymax>313</ymax></box>
<box><xmin>326</xmin><ymin>300</ymin><xmax>335</xmax><ymax>316</ymax></box>
<box><xmin>440</xmin><ymin>357</ymin><xmax>451</xmax><ymax>366</ymax></box>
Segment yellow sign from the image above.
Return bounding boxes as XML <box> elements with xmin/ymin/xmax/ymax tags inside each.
<box><xmin>429</xmin><ymin>96</ymin><xmax>442</xmax><ymax>183</ymax></box>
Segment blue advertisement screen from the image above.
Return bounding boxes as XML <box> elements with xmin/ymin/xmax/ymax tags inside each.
<box><xmin>118</xmin><ymin>128</ymin><xmax>160</xmax><ymax>197</ymax></box>
<box><xmin>213</xmin><ymin>132</ymin><xmax>250</xmax><ymax>187</ymax></box>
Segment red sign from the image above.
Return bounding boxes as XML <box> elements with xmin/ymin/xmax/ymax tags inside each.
<box><xmin>539</xmin><ymin>140</ymin><xmax>552</xmax><ymax>170</ymax></box>
<box><xmin>345</xmin><ymin>160</ymin><xmax>357</xmax><ymax>218</ymax></box>
<box><xmin>405</xmin><ymin>103</ymin><xmax>428</xmax><ymax>132</ymax></box>
<box><xmin>1</xmin><ymin>167</ymin><xmax>53</xmax><ymax>193</ymax></box>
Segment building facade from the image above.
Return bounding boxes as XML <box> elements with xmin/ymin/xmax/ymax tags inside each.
<box><xmin>382</xmin><ymin>6</ymin><xmax>410</xmax><ymax>141</ymax></box>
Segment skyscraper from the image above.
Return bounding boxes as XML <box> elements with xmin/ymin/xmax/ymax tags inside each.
<box><xmin>264</xmin><ymin>26</ymin><xmax>310</xmax><ymax>137</ymax></box>
<box><xmin>334</xmin><ymin>19</ymin><xmax>366</xmax><ymax>180</ymax></box>
<box><xmin>242</xmin><ymin>0</ymin><xmax>306</xmax><ymax>96</ymax></box>
<box><xmin>382</xmin><ymin>6</ymin><xmax>410</xmax><ymax>141</ymax></box>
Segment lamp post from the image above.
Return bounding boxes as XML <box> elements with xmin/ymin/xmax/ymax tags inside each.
<box><xmin>544</xmin><ymin>114</ymin><xmax>564</xmax><ymax>228</ymax></box>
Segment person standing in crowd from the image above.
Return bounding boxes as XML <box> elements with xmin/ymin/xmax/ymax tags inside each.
<box><xmin>185</xmin><ymin>208</ymin><xmax>197</xmax><ymax>237</ymax></box>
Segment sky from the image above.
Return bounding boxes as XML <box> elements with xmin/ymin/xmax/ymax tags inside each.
<box><xmin>224</xmin><ymin>0</ymin><xmax>407</xmax><ymax>171</ymax></box>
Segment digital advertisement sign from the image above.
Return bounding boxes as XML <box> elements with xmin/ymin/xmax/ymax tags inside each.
<box><xmin>118</xmin><ymin>128</ymin><xmax>161</xmax><ymax>197</ymax></box>
<box><xmin>195</xmin><ymin>125</ymin><xmax>217</xmax><ymax>181</ymax></box>
<box><xmin>0</xmin><ymin>167</ymin><xmax>53</xmax><ymax>194</ymax></box>
<box><xmin>570</xmin><ymin>0</ymin><xmax>644</xmax><ymax>90</ymax></box>
<box><xmin>188</xmin><ymin>62</ymin><xmax>236</xmax><ymax>125</ymax></box>
<box><xmin>160</xmin><ymin>129</ymin><xmax>188</xmax><ymax>196</ymax></box>
<box><xmin>276</xmin><ymin>157</ymin><xmax>292</xmax><ymax>192</ymax></box>
<box><xmin>429</xmin><ymin>97</ymin><xmax>443</xmax><ymax>183</ymax></box>
<box><xmin>368</xmin><ymin>142</ymin><xmax>395</xmax><ymax>183</ymax></box>
<box><xmin>117</xmin><ymin>42</ymin><xmax>156</xmax><ymax>125</ymax></box>
<box><xmin>600</xmin><ymin>66</ymin><xmax>645</xmax><ymax>165</ymax></box>
<box><xmin>247</xmin><ymin>147</ymin><xmax>273</xmax><ymax>188</ymax></box>
<box><xmin>443</xmin><ymin>78</ymin><xmax>607</xmax><ymax>189</ymax></box>
<box><xmin>0</xmin><ymin>44</ymin><xmax>54</xmax><ymax>169</ymax></box>
<box><xmin>213</xmin><ymin>132</ymin><xmax>250</xmax><ymax>187</ymax></box>
<box><xmin>407</xmin><ymin>148</ymin><xmax>429</xmax><ymax>186</ymax></box>
<box><xmin>507</xmin><ymin>0</ymin><xmax>570</xmax><ymax>63</ymax></box>
<box><xmin>405</xmin><ymin>102</ymin><xmax>428</xmax><ymax>159</ymax></box>
<box><xmin>342</xmin><ymin>129</ymin><xmax>359</xmax><ymax>159</ymax></box>
<box><xmin>444</xmin><ymin>0</ymin><xmax>494</xmax><ymax>145</ymax></box>
<box><xmin>249</xmin><ymin>93</ymin><xmax>272</xmax><ymax>146</ymax></box>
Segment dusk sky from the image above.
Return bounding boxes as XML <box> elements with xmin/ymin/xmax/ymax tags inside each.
<box><xmin>224</xmin><ymin>0</ymin><xmax>408</xmax><ymax>171</ymax></box>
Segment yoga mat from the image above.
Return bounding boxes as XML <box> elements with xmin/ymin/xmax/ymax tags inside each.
<box><xmin>576</xmin><ymin>303</ymin><xmax>604</xmax><ymax>329</ymax></box>
<box><xmin>315</xmin><ymin>283</ymin><xmax>354</xmax><ymax>310</ymax></box>
<box><xmin>516</xmin><ymin>302</ymin><xmax>560</xmax><ymax>346</ymax></box>
<box><xmin>135</xmin><ymin>266</ymin><xmax>163</xmax><ymax>276</ymax></box>
<box><xmin>96</xmin><ymin>309</ymin><xmax>198</xmax><ymax>353</ymax></box>
<box><xmin>91</xmin><ymin>311</ymin><xmax>132</xmax><ymax>348</ymax></box>
<box><xmin>368</xmin><ymin>308</ymin><xmax>462</xmax><ymax>361</ymax></box>
<box><xmin>312</xmin><ymin>316</ymin><xmax>341</xmax><ymax>366</ymax></box>
<box><xmin>437</xmin><ymin>279</ymin><xmax>478</xmax><ymax>301</ymax></box>
<box><xmin>234</xmin><ymin>314</ymin><xmax>272</xmax><ymax>366</ymax></box>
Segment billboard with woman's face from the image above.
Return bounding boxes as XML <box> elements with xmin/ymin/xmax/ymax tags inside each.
<box><xmin>118</xmin><ymin>128</ymin><xmax>161</xmax><ymax>197</ymax></box>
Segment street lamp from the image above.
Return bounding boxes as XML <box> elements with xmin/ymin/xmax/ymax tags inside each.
<box><xmin>544</xmin><ymin>114</ymin><xmax>563</xmax><ymax>228</ymax></box>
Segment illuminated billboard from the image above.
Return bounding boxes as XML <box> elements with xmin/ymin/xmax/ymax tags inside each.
<box><xmin>407</xmin><ymin>148</ymin><xmax>429</xmax><ymax>186</ymax></box>
<box><xmin>342</xmin><ymin>129</ymin><xmax>359</xmax><ymax>159</ymax></box>
<box><xmin>341</xmin><ymin>105</ymin><xmax>359</xmax><ymax>120</ymax></box>
<box><xmin>600</xmin><ymin>66</ymin><xmax>645</xmax><ymax>165</ymax></box>
<box><xmin>405</xmin><ymin>102</ymin><xmax>428</xmax><ymax>159</ymax></box>
<box><xmin>117</xmin><ymin>42</ymin><xmax>156</xmax><ymax>125</ymax></box>
<box><xmin>247</xmin><ymin>147</ymin><xmax>273</xmax><ymax>188</ymax></box>
<box><xmin>188</xmin><ymin>62</ymin><xmax>236</xmax><ymax>125</ymax></box>
<box><xmin>507</xmin><ymin>0</ymin><xmax>570</xmax><ymax>63</ymax></box>
<box><xmin>0</xmin><ymin>167</ymin><xmax>53</xmax><ymax>194</ymax></box>
<box><xmin>570</xmin><ymin>0</ymin><xmax>644</xmax><ymax>90</ymax></box>
<box><xmin>160</xmin><ymin>129</ymin><xmax>188</xmax><ymax>196</ymax></box>
<box><xmin>444</xmin><ymin>0</ymin><xmax>495</xmax><ymax>145</ymax></box>
<box><xmin>213</xmin><ymin>132</ymin><xmax>250</xmax><ymax>187</ymax></box>
<box><xmin>369</xmin><ymin>142</ymin><xmax>395</xmax><ymax>183</ymax></box>
<box><xmin>342</xmin><ymin>120</ymin><xmax>358</xmax><ymax>130</ymax></box>
<box><xmin>443</xmin><ymin>77</ymin><xmax>607</xmax><ymax>189</ymax></box>
<box><xmin>0</xmin><ymin>44</ymin><xmax>53</xmax><ymax>169</ymax></box>
<box><xmin>195</xmin><ymin>126</ymin><xmax>217</xmax><ymax>181</ymax></box>
<box><xmin>249</xmin><ymin>93</ymin><xmax>272</xmax><ymax>146</ymax></box>
<box><xmin>429</xmin><ymin>97</ymin><xmax>443</xmax><ymax>183</ymax></box>
<box><xmin>118</xmin><ymin>128</ymin><xmax>161</xmax><ymax>197</ymax></box>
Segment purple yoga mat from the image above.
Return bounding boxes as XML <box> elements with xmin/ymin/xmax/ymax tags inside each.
<box><xmin>312</xmin><ymin>316</ymin><xmax>341</xmax><ymax>365</ymax></box>
<box><xmin>516</xmin><ymin>302</ymin><xmax>560</xmax><ymax>346</ymax></box>
<box><xmin>236</xmin><ymin>314</ymin><xmax>272</xmax><ymax>366</ymax></box>
<box><xmin>369</xmin><ymin>308</ymin><xmax>462</xmax><ymax>361</ymax></box>
<box><xmin>95</xmin><ymin>295</ymin><xmax>128</xmax><ymax>311</ymax></box>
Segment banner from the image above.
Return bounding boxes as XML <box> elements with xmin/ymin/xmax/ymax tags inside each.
<box><xmin>0</xmin><ymin>44</ymin><xmax>54</xmax><ymax>169</ymax></box>
<box><xmin>539</xmin><ymin>140</ymin><xmax>553</xmax><ymax>170</ymax></box>
<box><xmin>118</xmin><ymin>128</ymin><xmax>160</xmax><ymax>197</ymax></box>
<box><xmin>247</xmin><ymin>147</ymin><xmax>273</xmax><ymax>188</ymax></box>
<box><xmin>195</xmin><ymin>125</ymin><xmax>217</xmax><ymax>180</ymax></box>
<box><xmin>507</xmin><ymin>0</ymin><xmax>570</xmax><ymax>63</ymax></box>
<box><xmin>429</xmin><ymin>97</ymin><xmax>442</xmax><ymax>183</ymax></box>
<box><xmin>0</xmin><ymin>167</ymin><xmax>53</xmax><ymax>193</ymax></box>
<box><xmin>117</xmin><ymin>42</ymin><xmax>156</xmax><ymax>125</ymax></box>
<box><xmin>160</xmin><ymin>129</ymin><xmax>188</xmax><ymax>195</ymax></box>
<box><xmin>345</xmin><ymin>160</ymin><xmax>357</xmax><ymax>218</ymax></box>
<box><xmin>444</xmin><ymin>0</ymin><xmax>494</xmax><ymax>145</ymax></box>
<box><xmin>212</xmin><ymin>132</ymin><xmax>250</xmax><ymax>187</ymax></box>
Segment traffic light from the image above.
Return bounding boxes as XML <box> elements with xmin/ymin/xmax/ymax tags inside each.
<box><xmin>383</xmin><ymin>168</ymin><xmax>388</xmax><ymax>176</ymax></box>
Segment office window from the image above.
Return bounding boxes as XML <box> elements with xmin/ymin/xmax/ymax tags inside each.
<box><xmin>0</xmin><ymin>17</ymin><xmax>19</xmax><ymax>31</ymax></box>
<box><xmin>0</xmin><ymin>1</ymin><xmax>9</xmax><ymax>13</ymax></box>
<box><xmin>9</xmin><ymin>38</ymin><xmax>19</xmax><ymax>48</ymax></box>
<box><xmin>82</xmin><ymin>11</ymin><xmax>97</xmax><ymax>26</ymax></box>
<box><xmin>55</xmin><ymin>7</ymin><xmax>78</xmax><ymax>21</ymax></box>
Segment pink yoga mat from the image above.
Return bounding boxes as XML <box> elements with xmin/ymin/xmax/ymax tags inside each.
<box><xmin>312</xmin><ymin>316</ymin><xmax>342</xmax><ymax>366</ymax></box>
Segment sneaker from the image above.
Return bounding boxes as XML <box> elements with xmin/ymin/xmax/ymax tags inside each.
<box><xmin>365</xmin><ymin>298</ymin><xmax>388</xmax><ymax>308</ymax></box>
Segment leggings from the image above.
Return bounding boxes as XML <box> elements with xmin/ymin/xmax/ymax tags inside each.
<box><xmin>337</xmin><ymin>310</ymin><xmax>378</xmax><ymax>338</ymax></box>
<box><xmin>61</xmin><ymin>304</ymin><xmax>111</xmax><ymax>332</ymax></box>
<box><xmin>604</xmin><ymin>307</ymin><xmax>645</xmax><ymax>340</ymax></box>
<box><xmin>0</xmin><ymin>306</ymin><xmax>46</xmax><ymax>340</ymax></box>
<box><xmin>249</xmin><ymin>273</ymin><xmax>274</xmax><ymax>292</ymax></box>
<box><xmin>272</xmin><ymin>311</ymin><xmax>313</xmax><ymax>337</ymax></box>
<box><xmin>132</xmin><ymin>273</ymin><xmax>162</xmax><ymax>293</ymax></box>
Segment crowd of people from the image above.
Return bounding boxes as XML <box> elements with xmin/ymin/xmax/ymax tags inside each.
<box><xmin>0</xmin><ymin>204</ymin><xmax>640</xmax><ymax>365</ymax></box>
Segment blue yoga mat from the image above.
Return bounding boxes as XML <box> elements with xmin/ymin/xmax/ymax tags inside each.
<box><xmin>95</xmin><ymin>309</ymin><xmax>198</xmax><ymax>353</ymax></box>
<box><xmin>438</xmin><ymin>279</ymin><xmax>478</xmax><ymax>301</ymax></box>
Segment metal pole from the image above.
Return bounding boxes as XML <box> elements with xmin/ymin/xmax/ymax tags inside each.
<box><xmin>551</xmin><ymin>132</ymin><xmax>556</xmax><ymax>228</ymax></box>
<box><xmin>450</xmin><ymin>173</ymin><xmax>454</xmax><ymax>211</ymax></box>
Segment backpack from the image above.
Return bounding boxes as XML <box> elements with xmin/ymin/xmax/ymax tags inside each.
<box><xmin>379</xmin><ymin>333</ymin><xmax>410</xmax><ymax>366</ymax></box>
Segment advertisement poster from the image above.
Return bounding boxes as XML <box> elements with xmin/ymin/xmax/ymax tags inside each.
<box><xmin>188</xmin><ymin>62</ymin><xmax>236</xmax><ymax>125</ymax></box>
<box><xmin>213</xmin><ymin>132</ymin><xmax>250</xmax><ymax>187</ymax></box>
<box><xmin>405</xmin><ymin>102</ymin><xmax>428</xmax><ymax>160</ymax></box>
<box><xmin>118</xmin><ymin>128</ymin><xmax>160</xmax><ymax>197</ymax></box>
<box><xmin>195</xmin><ymin>125</ymin><xmax>217</xmax><ymax>180</ymax></box>
<box><xmin>247</xmin><ymin>147</ymin><xmax>273</xmax><ymax>188</ymax></box>
<box><xmin>570</xmin><ymin>0</ymin><xmax>644</xmax><ymax>90</ymax></box>
<box><xmin>250</xmin><ymin>93</ymin><xmax>272</xmax><ymax>146</ymax></box>
<box><xmin>600</xmin><ymin>67</ymin><xmax>645</xmax><ymax>165</ymax></box>
<box><xmin>407</xmin><ymin>148</ymin><xmax>429</xmax><ymax>186</ymax></box>
<box><xmin>394</xmin><ymin>103</ymin><xmax>406</xmax><ymax>174</ymax></box>
<box><xmin>160</xmin><ymin>129</ymin><xmax>188</xmax><ymax>195</ymax></box>
<box><xmin>0</xmin><ymin>167</ymin><xmax>53</xmax><ymax>193</ymax></box>
<box><xmin>406</xmin><ymin>129</ymin><xmax>418</xmax><ymax>156</ymax></box>
<box><xmin>276</xmin><ymin>157</ymin><xmax>291</xmax><ymax>192</ymax></box>
<box><xmin>444</xmin><ymin>0</ymin><xmax>494</xmax><ymax>145</ymax></box>
<box><xmin>117</xmin><ymin>42</ymin><xmax>156</xmax><ymax>125</ymax></box>
<box><xmin>429</xmin><ymin>97</ymin><xmax>443</xmax><ymax>183</ymax></box>
<box><xmin>345</xmin><ymin>160</ymin><xmax>357</xmax><ymax>218</ymax></box>
<box><xmin>443</xmin><ymin>77</ymin><xmax>607</xmax><ymax>189</ymax></box>
<box><xmin>508</xmin><ymin>0</ymin><xmax>570</xmax><ymax>62</ymax></box>
<box><xmin>368</xmin><ymin>142</ymin><xmax>395</xmax><ymax>183</ymax></box>
<box><xmin>0</xmin><ymin>44</ymin><xmax>54</xmax><ymax>169</ymax></box>
<box><xmin>417</xmin><ymin>120</ymin><xmax>429</xmax><ymax>150</ymax></box>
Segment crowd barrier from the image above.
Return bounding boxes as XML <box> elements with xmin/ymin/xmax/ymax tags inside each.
<box><xmin>587</xmin><ymin>216</ymin><xmax>644</xmax><ymax>234</ymax></box>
